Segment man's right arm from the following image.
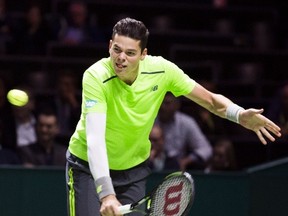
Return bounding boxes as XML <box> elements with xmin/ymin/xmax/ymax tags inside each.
<box><xmin>86</xmin><ymin>113</ymin><xmax>123</xmax><ymax>214</ymax></box>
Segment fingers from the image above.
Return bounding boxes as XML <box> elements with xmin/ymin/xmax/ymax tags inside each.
<box><xmin>100</xmin><ymin>203</ymin><xmax>122</xmax><ymax>216</ymax></box>
<box><xmin>100</xmin><ymin>206</ymin><xmax>123</xmax><ymax>216</ymax></box>
<box><xmin>101</xmin><ymin>208</ymin><xmax>123</xmax><ymax>216</ymax></box>
<box><xmin>256</xmin><ymin>125</ymin><xmax>281</xmax><ymax>145</ymax></box>
<box><xmin>100</xmin><ymin>195</ymin><xmax>123</xmax><ymax>216</ymax></box>
<box><xmin>255</xmin><ymin>129</ymin><xmax>267</xmax><ymax>145</ymax></box>
<box><xmin>243</xmin><ymin>108</ymin><xmax>282</xmax><ymax>144</ymax></box>
<box><xmin>264</xmin><ymin>121</ymin><xmax>282</xmax><ymax>137</ymax></box>
<box><xmin>249</xmin><ymin>108</ymin><xmax>264</xmax><ymax>115</ymax></box>
<box><xmin>262</xmin><ymin>127</ymin><xmax>276</xmax><ymax>143</ymax></box>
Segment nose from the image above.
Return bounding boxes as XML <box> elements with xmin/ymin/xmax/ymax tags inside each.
<box><xmin>118</xmin><ymin>51</ymin><xmax>126</xmax><ymax>60</ymax></box>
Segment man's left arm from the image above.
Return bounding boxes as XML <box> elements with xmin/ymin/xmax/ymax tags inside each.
<box><xmin>185</xmin><ymin>82</ymin><xmax>281</xmax><ymax>145</ymax></box>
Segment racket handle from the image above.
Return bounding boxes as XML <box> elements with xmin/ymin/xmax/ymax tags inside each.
<box><xmin>118</xmin><ymin>204</ymin><xmax>132</xmax><ymax>214</ymax></box>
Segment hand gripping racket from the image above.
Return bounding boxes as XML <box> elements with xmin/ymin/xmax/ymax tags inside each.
<box><xmin>118</xmin><ymin>171</ymin><xmax>195</xmax><ymax>215</ymax></box>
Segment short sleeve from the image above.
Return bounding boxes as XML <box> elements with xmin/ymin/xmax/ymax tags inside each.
<box><xmin>82</xmin><ymin>70</ymin><xmax>107</xmax><ymax>113</ymax></box>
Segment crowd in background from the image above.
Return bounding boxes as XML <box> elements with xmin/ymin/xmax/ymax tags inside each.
<box><xmin>0</xmin><ymin>0</ymin><xmax>288</xmax><ymax>171</ymax></box>
<box><xmin>0</xmin><ymin>0</ymin><xmax>109</xmax><ymax>55</ymax></box>
<box><xmin>0</xmin><ymin>70</ymin><xmax>80</xmax><ymax>167</ymax></box>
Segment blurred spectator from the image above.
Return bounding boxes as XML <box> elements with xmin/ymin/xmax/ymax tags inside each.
<box><xmin>58</xmin><ymin>0</ymin><xmax>106</xmax><ymax>45</ymax></box>
<box><xmin>151</xmin><ymin>15</ymin><xmax>174</xmax><ymax>32</ymax></box>
<box><xmin>205</xmin><ymin>138</ymin><xmax>237</xmax><ymax>173</ymax></box>
<box><xmin>27</xmin><ymin>70</ymin><xmax>51</xmax><ymax>95</ymax></box>
<box><xmin>213</xmin><ymin>0</ymin><xmax>228</xmax><ymax>9</ymax></box>
<box><xmin>1</xmin><ymin>84</ymin><xmax>37</xmax><ymax>163</ymax></box>
<box><xmin>0</xmin><ymin>77</ymin><xmax>19</xmax><ymax>157</ymax></box>
<box><xmin>11</xmin><ymin>86</ymin><xmax>37</xmax><ymax>148</ymax></box>
<box><xmin>189</xmin><ymin>81</ymin><xmax>227</xmax><ymax>143</ymax></box>
<box><xmin>37</xmin><ymin>70</ymin><xmax>81</xmax><ymax>144</ymax></box>
<box><xmin>193</xmin><ymin>105</ymin><xmax>227</xmax><ymax>143</ymax></box>
<box><xmin>252</xmin><ymin>21</ymin><xmax>275</xmax><ymax>51</ymax></box>
<box><xmin>0</xmin><ymin>0</ymin><xmax>13</xmax><ymax>53</ymax></box>
<box><xmin>54</xmin><ymin>71</ymin><xmax>81</xmax><ymax>141</ymax></box>
<box><xmin>234</xmin><ymin>62</ymin><xmax>264</xmax><ymax>84</ymax></box>
<box><xmin>17</xmin><ymin>108</ymin><xmax>67</xmax><ymax>167</ymax></box>
<box><xmin>149</xmin><ymin>124</ymin><xmax>166</xmax><ymax>171</ymax></box>
<box><xmin>155</xmin><ymin>92</ymin><xmax>212</xmax><ymax>171</ymax></box>
<box><xmin>11</xmin><ymin>3</ymin><xmax>53</xmax><ymax>55</ymax></box>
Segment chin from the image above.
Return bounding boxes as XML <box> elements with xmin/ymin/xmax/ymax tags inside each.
<box><xmin>116</xmin><ymin>68</ymin><xmax>127</xmax><ymax>75</ymax></box>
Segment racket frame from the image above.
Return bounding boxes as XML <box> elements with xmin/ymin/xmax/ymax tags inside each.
<box><xmin>118</xmin><ymin>171</ymin><xmax>195</xmax><ymax>215</ymax></box>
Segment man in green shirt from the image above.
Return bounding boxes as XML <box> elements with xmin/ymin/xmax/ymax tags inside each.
<box><xmin>66</xmin><ymin>17</ymin><xmax>281</xmax><ymax>216</ymax></box>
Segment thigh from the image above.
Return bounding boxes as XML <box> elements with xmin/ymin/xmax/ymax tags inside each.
<box><xmin>115</xmin><ymin>179</ymin><xmax>147</xmax><ymax>216</ymax></box>
<box><xmin>66</xmin><ymin>162</ymin><xmax>100</xmax><ymax>216</ymax></box>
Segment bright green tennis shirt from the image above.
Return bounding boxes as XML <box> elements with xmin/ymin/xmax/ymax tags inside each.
<box><xmin>68</xmin><ymin>55</ymin><xmax>196</xmax><ymax>170</ymax></box>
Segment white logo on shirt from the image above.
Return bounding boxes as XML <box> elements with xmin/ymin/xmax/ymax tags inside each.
<box><xmin>85</xmin><ymin>100</ymin><xmax>97</xmax><ymax>108</ymax></box>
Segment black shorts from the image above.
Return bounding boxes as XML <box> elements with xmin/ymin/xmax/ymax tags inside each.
<box><xmin>66</xmin><ymin>150</ymin><xmax>151</xmax><ymax>216</ymax></box>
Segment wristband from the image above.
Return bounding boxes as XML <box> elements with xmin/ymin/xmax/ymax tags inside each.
<box><xmin>95</xmin><ymin>176</ymin><xmax>115</xmax><ymax>200</ymax></box>
<box><xmin>226</xmin><ymin>104</ymin><xmax>244</xmax><ymax>124</ymax></box>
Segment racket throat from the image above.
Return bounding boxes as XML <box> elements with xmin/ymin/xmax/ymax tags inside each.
<box><xmin>131</xmin><ymin>197</ymin><xmax>151</xmax><ymax>214</ymax></box>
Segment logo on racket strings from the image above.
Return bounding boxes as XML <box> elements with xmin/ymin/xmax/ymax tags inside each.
<box><xmin>163</xmin><ymin>181</ymin><xmax>183</xmax><ymax>215</ymax></box>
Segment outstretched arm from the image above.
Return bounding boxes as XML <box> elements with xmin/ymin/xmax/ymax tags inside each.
<box><xmin>185</xmin><ymin>83</ymin><xmax>281</xmax><ymax>145</ymax></box>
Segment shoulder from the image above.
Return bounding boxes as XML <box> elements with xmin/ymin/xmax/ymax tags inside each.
<box><xmin>142</xmin><ymin>55</ymin><xmax>174</xmax><ymax>67</ymax></box>
<box><xmin>141</xmin><ymin>55</ymin><xmax>182</xmax><ymax>75</ymax></box>
<box><xmin>143</xmin><ymin>55</ymin><xmax>165</xmax><ymax>62</ymax></box>
<box><xmin>87</xmin><ymin>58</ymin><xmax>113</xmax><ymax>74</ymax></box>
<box><xmin>84</xmin><ymin>57</ymin><xmax>115</xmax><ymax>83</ymax></box>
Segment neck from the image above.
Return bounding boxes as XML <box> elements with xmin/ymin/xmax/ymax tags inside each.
<box><xmin>121</xmin><ymin>69</ymin><xmax>138</xmax><ymax>85</ymax></box>
<box><xmin>123</xmin><ymin>75</ymin><xmax>137</xmax><ymax>85</ymax></box>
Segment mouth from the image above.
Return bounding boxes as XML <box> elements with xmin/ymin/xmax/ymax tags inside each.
<box><xmin>115</xmin><ymin>63</ymin><xmax>127</xmax><ymax>73</ymax></box>
<box><xmin>116</xmin><ymin>63</ymin><xmax>127</xmax><ymax>69</ymax></box>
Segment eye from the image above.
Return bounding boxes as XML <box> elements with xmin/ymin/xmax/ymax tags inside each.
<box><xmin>126</xmin><ymin>51</ymin><xmax>136</xmax><ymax>56</ymax></box>
<box><xmin>113</xmin><ymin>47</ymin><xmax>121</xmax><ymax>53</ymax></box>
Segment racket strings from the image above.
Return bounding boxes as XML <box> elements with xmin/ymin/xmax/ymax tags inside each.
<box><xmin>149</xmin><ymin>176</ymin><xmax>193</xmax><ymax>216</ymax></box>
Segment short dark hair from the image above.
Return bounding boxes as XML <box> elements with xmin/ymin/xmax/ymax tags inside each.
<box><xmin>112</xmin><ymin>17</ymin><xmax>149</xmax><ymax>52</ymax></box>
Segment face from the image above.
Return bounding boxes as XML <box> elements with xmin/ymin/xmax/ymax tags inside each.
<box><xmin>36</xmin><ymin>114</ymin><xmax>59</xmax><ymax>143</ymax></box>
<box><xmin>109</xmin><ymin>34</ymin><xmax>147</xmax><ymax>82</ymax></box>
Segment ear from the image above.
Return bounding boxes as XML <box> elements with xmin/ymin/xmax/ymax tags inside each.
<box><xmin>108</xmin><ymin>40</ymin><xmax>113</xmax><ymax>54</ymax></box>
<box><xmin>109</xmin><ymin>40</ymin><xmax>113</xmax><ymax>49</ymax></box>
<box><xmin>140</xmin><ymin>48</ymin><xmax>147</xmax><ymax>60</ymax></box>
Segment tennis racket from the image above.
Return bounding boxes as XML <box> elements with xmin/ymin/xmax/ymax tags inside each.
<box><xmin>118</xmin><ymin>171</ymin><xmax>195</xmax><ymax>215</ymax></box>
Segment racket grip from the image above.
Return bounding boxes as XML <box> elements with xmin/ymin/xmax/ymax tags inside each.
<box><xmin>118</xmin><ymin>204</ymin><xmax>132</xmax><ymax>214</ymax></box>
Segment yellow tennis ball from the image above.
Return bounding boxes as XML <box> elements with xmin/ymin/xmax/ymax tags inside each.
<box><xmin>7</xmin><ymin>89</ymin><xmax>29</xmax><ymax>107</ymax></box>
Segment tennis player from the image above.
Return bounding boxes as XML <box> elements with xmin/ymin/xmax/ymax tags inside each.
<box><xmin>66</xmin><ymin>17</ymin><xmax>281</xmax><ymax>216</ymax></box>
